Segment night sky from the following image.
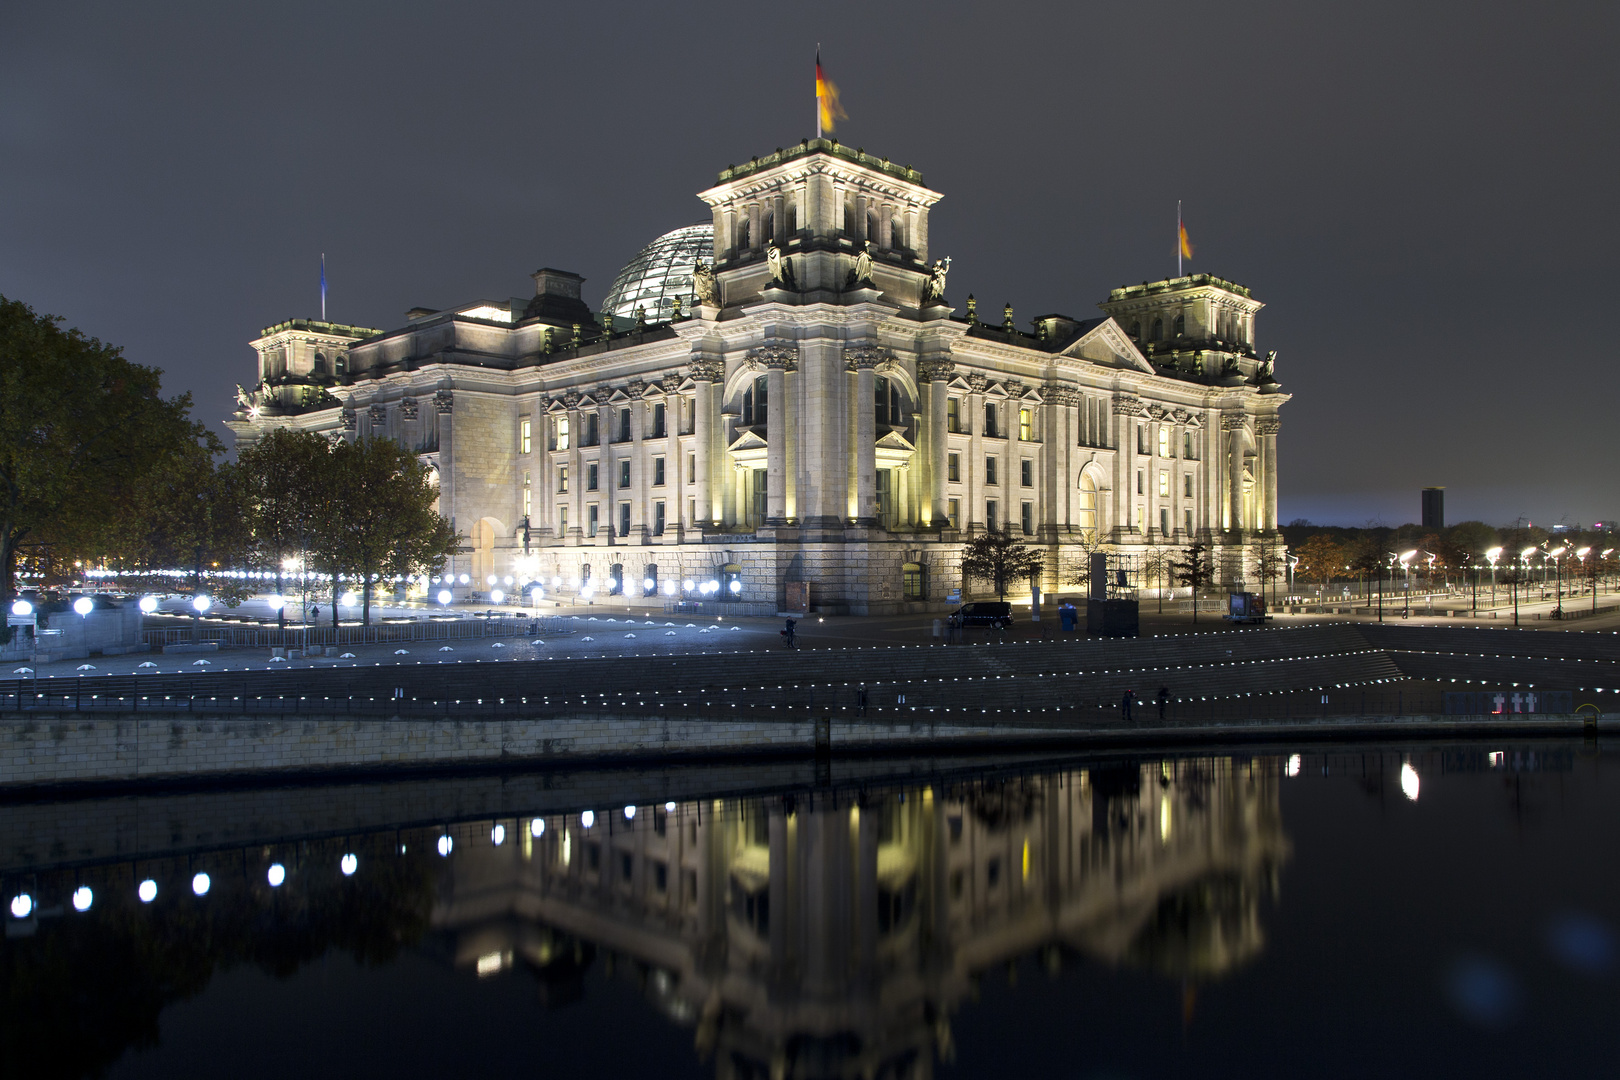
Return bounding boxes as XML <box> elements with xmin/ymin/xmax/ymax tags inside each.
<box><xmin>2</xmin><ymin>1</ymin><xmax>1614</xmax><ymax>528</ymax></box>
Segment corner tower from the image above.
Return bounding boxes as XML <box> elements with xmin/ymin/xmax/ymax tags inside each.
<box><xmin>697</xmin><ymin>140</ymin><xmax>943</xmax><ymax>309</ymax></box>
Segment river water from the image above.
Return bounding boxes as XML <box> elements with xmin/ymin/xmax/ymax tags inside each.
<box><xmin>2</xmin><ymin>742</ymin><xmax>1615</xmax><ymax>1079</ymax></box>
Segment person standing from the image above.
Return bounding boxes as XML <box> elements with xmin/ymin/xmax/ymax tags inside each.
<box><xmin>1121</xmin><ymin>689</ymin><xmax>1134</xmax><ymax>723</ymax></box>
<box><xmin>1157</xmin><ymin>686</ymin><xmax>1170</xmax><ymax>721</ymax></box>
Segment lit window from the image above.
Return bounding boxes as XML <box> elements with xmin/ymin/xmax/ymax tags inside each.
<box><xmin>521</xmin><ymin>419</ymin><xmax>532</xmax><ymax>455</ymax></box>
<box><xmin>1019</xmin><ymin>408</ymin><xmax>1032</xmax><ymax>441</ymax></box>
<box><xmin>947</xmin><ymin>397</ymin><xmax>961</xmax><ymax>433</ymax></box>
<box><xmin>523</xmin><ymin>473</ymin><xmax>531</xmax><ymax>517</ymax></box>
<box><xmin>903</xmin><ymin>562</ymin><xmax>926</xmax><ymax>600</ymax></box>
<box><xmin>1159</xmin><ymin>470</ymin><xmax>1169</xmax><ymax>498</ymax></box>
<box><xmin>948</xmin><ymin>452</ymin><xmax>960</xmax><ymax>483</ymax></box>
<box><xmin>559</xmin><ymin>506</ymin><xmax>568</xmax><ymax>533</ymax></box>
<box><xmin>558</xmin><ymin>465</ymin><xmax>569</xmax><ymax>493</ymax></box>
<box><xmin>555</xmin><ymin>416</ymin><xmax>570</xmax><ymax>451</ymax></box>
<box><xmin>948</xmin><ymin>498</ymin><xmax>960</xmax><ymax>528</ymax></box>
<box><xmin>1158</xmin><ymin>427</ymin><xmax>1169</xmax><ymax>457</ymax></box>
<box><xmin>1135</xmin><ymin>506</ymin><xmax>1144</xmax><ymax>532</ymax></box>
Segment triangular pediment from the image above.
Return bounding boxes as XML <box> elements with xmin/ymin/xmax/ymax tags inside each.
<box><xmin>875</xmin><ymin>429</ymin><xmax>916</xmax><ymax>452</ymax></box>
<box><xmin>1058</xmin><ymin>317</ymin><xmax>1154</xmax><ymax>373</ymax></box>
<box><xmin>728</xmin><ymin>428</ymin><xmax>768</xmax><ymax>452</ymax></box>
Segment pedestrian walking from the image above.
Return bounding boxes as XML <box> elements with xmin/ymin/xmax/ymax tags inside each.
<box><xmin>857</xmin><ymin>685</ymin><xmax>869</xmax><ymax>716</ymax></box>
<box><xmin>1121</xmin><ymin>689</ymin><xmax>1134</xmax><ymax>723</ymax></box>
<box><xmin>1157</xmin><ymin>686</ymin><xmax>1170</xmax><ymax>721</ymax></box>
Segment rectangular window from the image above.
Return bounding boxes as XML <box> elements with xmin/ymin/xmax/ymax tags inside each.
<box><xmin>558</xmin><ymin>465</ymin><xmax>569</xmax><ymax>493</ymax></box>
<box><xmin>985</xmin><ymin>457</ymin><xmax>998</xmax><ymax>486</ymax></box>
<box><xmin>984</xmin><ymin>402</ymin><xmax>999</xmax><ymax>437</ymax></box>
<box><xmin>523</xmin><ymin>473</ymin><xmax>531</xmax><ymax>517</ymax></box>
<box><xmin>652</xmin><ymin>402</ymin><xmax>666</xmax><ymax>438</ymax></box>
<box><xmin>520</xmin><ymin>419</ymin><xmax>532</xmax><ymax>455</ymax></box>
<box><xmin>1158</xmin><ymin>427</ymin><xmax>1170</xmax><ymax>457</ymax></box>
<box><xmin>1137</xmin><ymin>424</ymin><xmax>1147</xmax><ymax>454</ymax></box>
<box><xmin>903</xmin><ymin>563</ymin><xmax>925</xmax><ymax>600</ymax></box>
<box><xmin>1183</xmin><ymin>430</ymin><xmax>1193</xmax><ymax>458</ymax></box>
<box><xmin>1135</xmin><ymin>505</ymin><xmax>1144</xmax><ymax>532</ymax></box>
<box><xmin>986</xmin><ymin>500</ymin><xmax>998</xmax><ymax>529</ymax></box>
<box><xmin>618</xmin><ymin>502</ymin><xmax>630</xmax><ymax>537</ymax></box>
<box><xmin>1161</xmin><ymin>507</ymin><xmax>1170</xmax><ymax>535</ymax></box>
<box><xmin>585</xmin><ymin>413</ymin><xmax>599</xmax><ymax>446</ymax></box>
<box><xmin>653</xmin><ymin>861</ymin><xmax>667</xmax><ymax>892</ymax></box>
<box><xmin>948</xmin><ymin>452</ymin><xmax>960</xmax><ymax>483</ymax></box>
<box><xmin>1185</xmin><ymin>508</ymin><xmax>1194</xmax><ymax>534</ymax></box>
<box><xmin>1021</xmin><ymin>501</ymin><xmax>1034</xmax><ymax>535</ymax></box>
<box><xmin>688</xmin><ymin>498</ymin><xmax>696</xmax><ymax>524</ymax></box>
<box><xmin>619</xmin><ymin>460</ymin><xmax>631</xmax><ymax>489</ymax></box>
<box><xmin>1019</xmin><ymin>408</ymin><xmax>1032</xmax><ymax>441</ymax></box>
<box><xmin>587</xmin><ymin>463</ymin><xmax>598</xmax><ymax>491</ymax></box>
<box><xmin>559</xmin><ymin>506</ymin><xmax>568</xmax><ymax>534</ymax></box>
<box><xmin>653</xmin><ymin>457</ymin><xmax>665</xmax><ymax>486</ymax></box>
<box><xmin>555</xmin><ymin>416</ymin><xmax>570</xmax><ymax>451</ymax></box>
<box><xmin>1184</xmin><ymin>473</ymin><xmax>1194</xmax><ymax>498</ymax></box>
<box><xmin>947</xmin><ymin>397</ymin><xmax>961</xmax><ymax>433</ymax></box>
<box><xmin>1021</xmin><ymin>460</ymin><xmax>1033</xmax><ymax>487</ymax></box>
<box><xmin>874</xmin><ymin>376</ymin><xmax>901</xmax><ymax>427</ymax></box>
<box><xmin>618</xmin><ymin>408</ymin><xmax>631</xmax><ymax>443</ymax></box>
<box><xmin>1137</xmin><ymin>470</ymin><xmax>1144</xmax><ymax>495</ymax></box>
<box><xmin>654</xmin><ymin>501</ymin><xmax>665</xmax><ymax>536</ymax></box>
<box><xmin>948</xmin><ymin>497</ymin><xmax>960</xmax><ymax>528</ymax></box>
<box><xmin>1159</xmin><ymin>470</ymin><xmax>1170</xmax><ymax>498</ymax></box>
<box><xmin>587</xmin><ymin>503</ymin><xmax>599</xmax><ymax>536</ymax></box>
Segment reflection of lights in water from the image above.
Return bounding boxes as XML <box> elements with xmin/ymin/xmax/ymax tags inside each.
<box><xmin>138</xmin><ymin>879</ymin><xmax>158</xmax><ymax>903</ymax></box>
<box><xmin>530</xmin><ymin>818</ymin><xmax>545</xmax><ymax>838</ymax></box>
<box><xmin>1286</xmin><ymin>754</ymin><xmax>1302</xmax><ymax>777</ymax></box>
<box><xmin>1160</xmin><ymin>796</ymin><xmax>1173</xmax><ymax>842</ymax></box>
<box><xmin>581</xmin><ymin>810</ymin><xmax>595</xmax><ymax>829</ymax></box>
<box><xmin>562</xmin><ymin>829</ymin><xmax>571</xmax><ymax>866</ymax></box>
<box><xmin>191</xmin><ymin>873</ymin><xmax>211</xmax><ymax>896</ymax></box>
<box><xmin>1401</xmin><ymin>763</ymin><xmax>1421</xmax><ymax>801</ymax></box>
<box><xmin>341</xmin><ymin>854</ymin><xmax>358</xmax><ymax>876</ymax></box>
<box><xmin>1022</xmin><ymin>838</ymin><xmax>1031</xmax><ymax>881</ymax></box>
<box><xmin>492</xmin><ymin>824</ymin><xmax>506</xmax><ymax>846</ymax></box>
<box><xmin>267</xmin><ymin>863</ymin><xmax>286</xmax><ymax>887</ymax></box>
<box><xmin>72</xmin><ymin>886</ymin><xmax>93</xmax><ymax>912</ymax></box>
<box><xmin>10</xmin><ymin>894</ymin><xmax>32</xmax><ymax>919</ymax></box>
<box><xmin>437</xmin><ymin>835</ymin><xmax>454</xmax><ymax>857</ymax></box>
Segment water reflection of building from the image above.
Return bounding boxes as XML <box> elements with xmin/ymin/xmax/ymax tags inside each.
<box><xmin>432</xmin><ymin>759</ymin><xmax>1288</xmax><ymax>1078</ymax></box>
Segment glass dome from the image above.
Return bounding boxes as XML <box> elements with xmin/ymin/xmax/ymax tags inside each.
<box><xmin>601</xmin><ymin>223</ymin><xmax>713</xmax><ymax>325</ymax></box>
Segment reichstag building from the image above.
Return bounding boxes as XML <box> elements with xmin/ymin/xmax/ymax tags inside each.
<box><xmin>227</xmin><ymin>139</ymin><xmax>1288</xmax><ymax>614</ymax></box>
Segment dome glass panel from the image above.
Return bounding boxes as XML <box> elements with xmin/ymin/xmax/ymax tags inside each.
<box><xmin>602</xmin><ymin>223</ymin><xmax>714</xmax><ymax>325</ymax></box>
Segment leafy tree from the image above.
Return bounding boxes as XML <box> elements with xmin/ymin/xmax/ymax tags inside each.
<box><xmin>960</xmin><ymin>525</ymin><xmax>1043</xmax><ymax>600</ymax></box>
<box><xmin>310</xmin><ymin>436</ymin><xmax>459</xmax><ymax>625</ymax></box>
<box><xmin>1294</xmin><ymin>534</ymin><xmax>1343</xmax><ymax>586</ymax></box>
<box><xmin>111</xmin><ymin>437</ymin><xmax>251</xmax><ymax>606</ymax></box>
<box><xmin>236</xmin><ymin>429</ymin><xmax>336</xmax><ymax>626</ymax></box>
<box><xmin>1171</xmin><ymin>542</ymin><xmax>1214</xmax><ymax>624</ymax></box>
<box><xmin>0</xmin><ymin>296</ymin><xmax>205</xmax><ymax>600</ymax></box>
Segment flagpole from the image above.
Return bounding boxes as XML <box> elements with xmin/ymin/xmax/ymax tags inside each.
<box><xmin>1176</xmin><ymin>202</ymin><xmax>1182</xmax><ymax>278</ymax></box>
<box><xmin>321</xmin><ymin>253</ymin><xmax>327</xmax><ymax>321</ymax></box>
<box><xmin>815</xmin><ymin>44</ymin><xmax>822</xmax><ymax>139</ymax></box>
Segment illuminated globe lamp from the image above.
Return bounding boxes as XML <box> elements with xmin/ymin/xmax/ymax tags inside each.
<box><xmin>490</xmin><ymin>589</ymin><xmax>505</xmax><ymax>604</ymax></box>
<box><xmin>191</xmin><ymin>595</ymin><xmax>212</xmax><ymax>614</ymax></box>
<box><xmin>437</xmin><ymin>589</ymin><xmax>453</xmax><ymax>606</ymax></box>
<box><xmin>530</xmin><ymin>587</ymin><xmax>543</xmax><ymax>606</ymax></box>
<box><xmin>138</xmin><ymin>595</ymin><xmax>159</xmax><ymax>614</ymax></box>
<box><xmin>10</xmin><ymin>599</ymin><xmax>32</xmax><ymax>618</ymax></box>
<box><xmin>266</xmin><ymin>594</ymin><xmax>285</xmax><ymax>614</ymax></box>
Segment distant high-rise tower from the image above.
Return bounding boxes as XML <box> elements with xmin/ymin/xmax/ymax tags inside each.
<box><xmin>1422</xmin><ymin>487</ymin><xmax>1445</xmax><ymax>529</ymax></box>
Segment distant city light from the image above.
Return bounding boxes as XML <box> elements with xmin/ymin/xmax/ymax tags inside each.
<box><xmin>490</xmin><ymin>589</ymin><xmax>505</xmax><ymax>604</ymax></box>
<box><xmin>340</xmin><ymin>591</ymin><xmax>358</xmax><ymax>607</ymax></box>
<box><xmin>624</xmin><ymin>805</ymin><xmax>636</xmax><ymax>820</ymax></box>
<box><xmin>665</xmin><ymin>801</ymin><xmax>676</xmax><ymax>813</ymax></box>
<box><xmin>267</xmin><ymin>594</ymin><xmax>285</xmax><ymax>612</ymax></box>
<box><xmin>437</xmin><ymin>590</ymin><xmax>452</xmax><ymax>605</ymax></box>
<box><xmin>1286</xmin><ymin>754</ymin><xmax>1302</xmax><ymax>777</ymax></box>
<box><xmin>530</xmin><ymin>588</ymin><xmax>543</xmax><ymax>605</ymax></box>
<box><xmin>459</xmin><ymin>574</ymin><xmax>470</xmax><ymax>585</ymax></box>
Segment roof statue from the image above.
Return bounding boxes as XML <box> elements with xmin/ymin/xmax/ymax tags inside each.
<box><xmin>692</xmin><ymin>261</ymin><xmax>717</xmax><ymax>307</ymax></box>
<box><xmin>923</xmin><ymin>256</ymin><xmax>951</xmax><ymax>301</ymax></box>
<box><xmin>765</xmin><ymin>243</ymin><xmax>796</xmax><ymax>289</ymax></box>
<box><xmin>849</xmin><ymin>241</ymin><xmax>873</xmax><ymax>287</ymax></box>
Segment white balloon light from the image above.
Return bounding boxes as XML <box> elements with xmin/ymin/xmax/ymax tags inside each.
<box><xmin>492</xmin><ymin>824</ymin><xmax>506</xmax><ymax>846</ymax></box>
<box><xmin>72</xmin><ymin>886</ymin><xmax>93</xmax><ymax>911</ymax></box>
<box><xmin>192</xmin><ymin>873</ymin><xmax>211</xmax><ymax>896</ymax></box>
<box><xmin>530</xmin><ymin>818</ymin><xmax>545</xmax><ymax>838</ymax></box>
<box><xmin>73</xmin><ymin>596</ymin><xmax>94</xmax><ymax>616</ymax></box>
<box><xmin>267</xmin><ymin>863</ymin><xmax>286</xmax><ymax>887</ymax></box>
<box><xmin>138</xmin><ymin>879</ymin><xmax>158</xmax><ymax>903</ymax></box>
<box><xmin>437</xmin><ymin>835</ymin><xmax>454</xmax><ymax>857</ymax></box>
<box><xmin>341</xmin><ymin>853</ymin><xmax>358</xmax><ymax>876</ymax></box>
<box><xmin>10</xmin><ymin>894</ymin><xmax>32</xmax><ymax>919</ymax></box>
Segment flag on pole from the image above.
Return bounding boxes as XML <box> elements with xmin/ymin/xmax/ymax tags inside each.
<box><xmin>1178</xmin><ymin>219</ymin><xmax>1193</xmax><ymax>261</ymax></box>
<box><xmin>320</xmin><ymin>253</ymin><xmax>327</xmax><ymax>321</ymax></box>
<box><xmin>816</xmin><ymin>49</ymin><xmax>846</xmax><ymax>137</ymax></box>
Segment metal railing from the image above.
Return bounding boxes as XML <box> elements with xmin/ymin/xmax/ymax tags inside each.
<box><xmin>142</xmin><ymin>616</ymin><xmax>574</xmax><ymax>648</ymax></box>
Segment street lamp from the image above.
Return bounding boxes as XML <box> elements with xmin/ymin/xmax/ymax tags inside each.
<box><xmin>1543</xmin><ymin>544</ymin><xmax>1567</xmax><ymax>618</ymax></box>
<box><xmin>1486</xmin><ymin>546</ymin><xmax>1502</xmax><ymax>606</ymax></box>
<box><xmin>1398</xmin><ymin>550</ymin><xmax>1416</xmax><ymax>618</ymax></box>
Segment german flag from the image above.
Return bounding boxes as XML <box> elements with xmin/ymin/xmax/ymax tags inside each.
<box><xmin>816</xmin><ymin>49</ymin><xmax>846</xmax><ymax>136</ymax></box>
<box><xmin>1179</xmin><ymin>219</ymin><xmax>1193</xmax><ymax>260</ymax></box>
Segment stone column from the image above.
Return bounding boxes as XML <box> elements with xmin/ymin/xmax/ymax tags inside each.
<box><xmin>1223</xmin><ymin>413</ymin><xmax>1246</xmax><ymax>534</ymax></box>
<box><xmin>850</xmin><ymin>347</ymin><xmax>882</xmax><ymax>525</ymax></box>
<box><xmin>629</xmin><ymin>382</ymin><xmax>648</xmax><ymax>544</ymax></box>
<box><xmin>898</xmin><ymin>462</ymin><xmax>911</xmax><ymax>527</ymax></box>
<box><xmin>1041</xmin><ymin>385</ymin><xmax>1076</xmax><ymax>541</ymax></box>
<box><xmin>921</xmin><ymin>358</ymin><xmax>952</xmax><ymax>527</ymax></box>
<box><xmin>755</xmin><ymin>343</ymin><xmax>796</xmax><ymax>524</ymax></box>
<box><xmin>967</xmin><ymin>374</ymin><xmax>987</xmax><ymax>532</ymax></box>
<box><xmin>1113</xmin><ymin>395</ymin><xmax>1139</xmax><ymax>540</ymax></box>
<box><xmin>691</xmin><ymin>359</ymin><xmax>720</xmax><ymax>528</ymax></box>
<box><xmin>1258</xmin><ymin>417</ymin><xmax>1280</xmax><ymax>532</ymax></box>
<box><xmin>434</xmin><ymin>388</ymin><xmax>456</xmax><ymax>561</ymax></box>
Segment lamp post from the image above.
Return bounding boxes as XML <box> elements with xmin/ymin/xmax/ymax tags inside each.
<box><xmin>1398</xmin><ymin>550</ymin><xmax>1416</xmax><ymax>618</ymax></box>
<box><xmin>1517</xmin><ymin>546</ymin><xmax>1537</xmax><ymax>626</ymax></box>
<box><xmin>1543</xmin><ymin>544</ymin><xmax>1566</xmax><ymax>619</ymax></box>
<box><xmin>1486</xmin><ymin>546</ymin><xmax>1502</xmax><ymax>608</ymax></box>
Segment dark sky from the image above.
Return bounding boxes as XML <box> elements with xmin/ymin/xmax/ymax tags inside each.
<box><xmin>3</xmin><ymin>0</ymin><xmax>1615</xmax><ymax>528</ymax></box>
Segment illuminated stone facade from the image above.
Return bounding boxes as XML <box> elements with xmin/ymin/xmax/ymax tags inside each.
<box><xmin>227</xmin><ymin>140</ymin><xmax>1289</xmax><ymax>613</ymax></box>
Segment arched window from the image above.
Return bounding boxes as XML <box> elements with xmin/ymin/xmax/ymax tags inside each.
<box><xmin>312</xmin><ymin>352</ymin><xmax>327</xmax><ymax>376</ymax></box>
<box><xmin>874</xmin><ymin>375</ymin><xmax>902</xmax><ymax>427</ymax></box>
<box><xmin>1173</xmin><ymin>313</ymin><xmax>1185</xmax><ymax>338</ymax></box>
<box><xmin>903</xmin><ymin>562</ymin><xmax>926</xmax><ymax>601</ymax></box>
<box><xmin>1129</xmin><ymin>320</ymin><xmax>1141</xmax><ymax>340</ymax></box>
<box><xmin>608</xmin><ymin>563</ymin><xmax>624</xmax><ymax>596</ymax></box>
<box><xmin>1077</xmin><ymin>472</ymin><xmax>1097</xmax><ymax>542</ymax></box>
<box><xmin>890</xmin><ymin>215</ymin><xmax>904</xmax><ymax>249</ymax></box>
<box><xmin>642</xmin><ymin>564</ymin><xmax>658</xmax><ymax>597</ymax></box>
<box><xmin>1150</xmin><ymin>317</ymin><xmax>1163</xmax><ymax>342</ymax></box>
<box><xmin>334</xmin><ymin>354</ymin><xmax>347</xmax><ymax>377</ymax></box>
<box><xmin>741</xmin><ymin>375</ymin><xmax>768</xmax><ymax>427</ymax></box>
<box><xmin>761</xmin><ymin>209</ymin><xmax>774</xmax><ymax>243</ymax></box>
<box><xmin>736</xmin><ymin>217</ymin><xmax>751</xmax><ymax>251</ymax></box>
<box><xmin>720</xmin><ymin>562</ymin><xmax>743</xmax><ymax>600</ymax></box>
<box><xmin>867</xmin><ymin>210</ymin><xmax>880</xmax><ymax>243</ymax></box>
